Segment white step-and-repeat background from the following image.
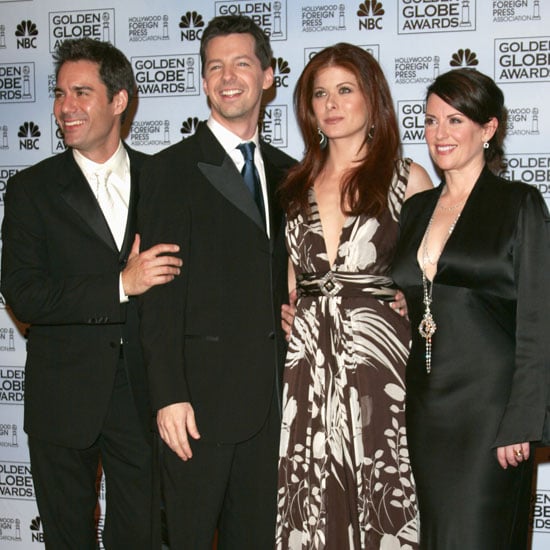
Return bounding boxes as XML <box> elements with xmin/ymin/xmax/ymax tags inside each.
<box><xmin>1</xmin><ymin>0</ymin><xmax>550</xmax><ymax>547</ymax></box>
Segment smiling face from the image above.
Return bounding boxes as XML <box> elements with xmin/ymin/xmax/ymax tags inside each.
<box><xmin>424</xmin><ymin>93</ymin><xmax>497</xmax><ymax>178</ymax></box>
<box><xmin>312</xmin><ymin>65</ymin><xmax>370</xmax><ymax>148</ymax></box>
<box><xmin>53</xmin><ymin>59</ymin><xmax>127</xmax><ymax>163</ymax></box>
<box><xmin>202</xmin><ymin>33</ymin><xmax>273</xmax><ymax>138</ymax></box>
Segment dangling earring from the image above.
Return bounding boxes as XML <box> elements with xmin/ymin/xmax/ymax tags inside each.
<box><xmin>317</xmin><ymin>127</ymin><xmax>328</xmax><ymax>150</ymax></box>
<box><xmin>367</xmin><ymin>125</ymin><xmax>375</xmax><ymax>141</ymax></box>
<box><xmin>483</xmin><ymin>141</ymin><xmax>489</xmax><ymax>149</ymax></box>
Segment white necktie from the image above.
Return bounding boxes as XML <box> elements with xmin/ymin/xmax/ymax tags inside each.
<box><xmin>94</xmin><ymin>169</ymin><xmax>127</xmax><ymax>250</ymax></box>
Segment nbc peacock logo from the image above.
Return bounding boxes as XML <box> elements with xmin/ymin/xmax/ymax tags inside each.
<box><xmin>180</xmin><ymin>117</ymin><xmax>200</xmax><ymax>139</ymax></box>
<box><xmin>357</xmin><ymin>0</ymin><xmax>384</xmax><ymax>31</ymax></box>
<box><xmin>272</xmin><ymin>57</ymin><xmax>291</xmax><ymax>88</ymax></box>
<box><xmin>18</xmin><ymin>121</ymin><xmax>40</xmax><ymax>150</ymax></box>
<box><xmin>30</xmin><ymin>516</ymin><xmax>45</xmax><ymax>542</ymax></box>
<box><xmin>179</xmin><ymin>11</ymin><xmax>205</xmax><ymax>42</ymax></box>
<box><xmin>449</xmin><ymin>48</ymin><xmax>479</xmax><ymax>67</ymax></box>
<box><xmin>15</xmin><ymin>19</ymin><xmax>38</xmax><ymax>49</ymax></box>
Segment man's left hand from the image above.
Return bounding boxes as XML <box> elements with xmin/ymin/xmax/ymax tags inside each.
<box><xmin>282</xmin><ymin>288</ymin><xmax>297</xmax><ymax>341</ymax></box>
<box><xmin>121</xmin><ymin>234</ymin><xmax>182</xmax><ymax>296</ymax></box>
<box><xmin>390</xmin><ymin>290</ymin><xmax>408</xmax><ymax>317</ymax></box>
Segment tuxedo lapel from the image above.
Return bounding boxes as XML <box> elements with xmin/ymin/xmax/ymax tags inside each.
<box><xmin>261</xmin><ymin>142</ymin><xmax>285</xmax><ymax>249</ymax></box>
<box><xmin>119</xmin><ymin>149</ymin><xmax>141</xmax><ymax>260</ymax></box>
<box><xmin>196</xmin><ymin>123</ymin><xmax>266</xmax><ymax>232</ymax></box>
<box><xmin>198</xmin><ymin>157</ymin><xmax>266</xmax><ymax>231</ymax></box>
<box><xmin>58</xmin><ymin>150</ymin><xmax>118</xmax><ymax>252</ymax></box>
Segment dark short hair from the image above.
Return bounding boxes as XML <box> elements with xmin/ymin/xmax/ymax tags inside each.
<box><xmin>54</xmin><ymin>38</ymin><xmax>135</xmax><ymax>115</ymax></box>
<box><xmin>426</xmin><ymin>68</ymin><xmax>506</xmax><ymax>166</ymax></box>
<box><xmin>200</xmin><ymin>15</ymin><xmax>273</xmax><ymax>76</ymax></box>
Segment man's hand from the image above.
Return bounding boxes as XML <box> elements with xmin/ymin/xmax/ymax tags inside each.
<box><xmin>121</xmin><ymin>234</ymin><xmax>182</xmax><ymax>296</ymax></box>
<box><xmin>281</xmin><ymin>288</ymin><xmax>298</xmax><ymax>342</ymax></box>
<box><xmin>157</xmin><ymin>402</ymin><xmax>201</xmax><ymax>461</ymax></box>
<box><xmin>390</xmin><ymin>290</ymin><xmax>408</xmax><ymax>317</ymax></box>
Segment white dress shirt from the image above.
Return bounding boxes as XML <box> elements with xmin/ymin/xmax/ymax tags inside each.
<box><xmin>73</xmin><ymin>142</ymin><xmax>131</xmax><ymax>301</ymax></box>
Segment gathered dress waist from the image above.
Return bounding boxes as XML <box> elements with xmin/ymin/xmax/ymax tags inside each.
<box><xmin>296</xmin><ymin>271</ymin><xmax>396</xmax><ymax>299</ymax></box>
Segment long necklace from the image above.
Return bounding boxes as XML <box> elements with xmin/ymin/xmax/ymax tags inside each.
<box><xmin>437</xmin><ymin>198</ymin><xmax>465</xmax><ymax>211</ymax></box>
<box><xmin>419</xmin><ymin>207</ymin><xmax>462</xmax><ymax>374</ymax></box>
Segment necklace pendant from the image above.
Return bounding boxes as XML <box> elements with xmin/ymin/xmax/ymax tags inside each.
<box><xmin>419</xmin><ymin>313</ymin><xmax>435</xmax><ymax>374</ymax></box>
<box><xmin>418</xmin><ymin>312</ymin><xmax>437</xmax><ymax>339</ymax></box>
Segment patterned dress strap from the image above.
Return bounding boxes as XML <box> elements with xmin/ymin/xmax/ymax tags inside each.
<box><xmin>387</xmin><ymin>157</ymin><xmax>412</xmax><ymax>222</ymax></box>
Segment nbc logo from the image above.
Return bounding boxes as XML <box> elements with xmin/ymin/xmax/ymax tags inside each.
<box><xmin>272</xmin><ymin>57</ymin><xmax>291</xmax><ymax>88</ymax></box>
<box><xmin>15</xmin><ymin>19</ymin><xmax>38</xmax><ymax>49</ymax></box>
<box><xmin>18</xmin><ymin>121</ymin><xmax>40</xmax><ymax>150</ymax></box>
<box><xmin>180</xmin><ymin>117</ymin><xmax>200</xmax><ymax>139</ymax></box>
<box><xmin>450</xmin><ymin>48</ymin><xmax>479</xmax><ymax>67</ymax></box>
<box><xmin>357</xmin><ymin>0</ymin><xmax>384</xmax><ymax>30</ymax></box>
<box><xmin>30</xmin><ymin>516</ymin><xmax>45</xmax><ymax>543</ymax></box>
<box><xmin>179</xmin><ymin>11</ymin><xmax>205</xmax><ymax>42</ymax></box>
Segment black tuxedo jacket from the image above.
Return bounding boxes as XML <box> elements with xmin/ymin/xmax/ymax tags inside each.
<box><xmin>138</xmin><ymin>122</ymin><xmax>296</xmax><ymax>444</ymax></box>
<box><xmin>1</xmin><ymin>146</ymin><xmax>152</xmax><ymax>448</ymax></box>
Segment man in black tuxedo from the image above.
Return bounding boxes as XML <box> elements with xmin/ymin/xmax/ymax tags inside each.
<box><xmin>138</xmin><ymin>15</ymin><xmax>296</xmax><ymax>549</ymax></box>
<box><xmin>0</xmin><ymin>38</ymin><xmax>181</xmax><ymax>549</ymax></box>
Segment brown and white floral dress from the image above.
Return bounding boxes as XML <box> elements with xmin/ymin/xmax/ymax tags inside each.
<box><xmin>276</xmin><ymin>159</ymin><xmax>418</xmax><ymax>550</ymax></box>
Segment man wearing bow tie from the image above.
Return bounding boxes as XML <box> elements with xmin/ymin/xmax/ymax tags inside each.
<box><xmin>1</xmin><ymin>38</ymin><xmax>181</xmax><ymax>549</ymax></box>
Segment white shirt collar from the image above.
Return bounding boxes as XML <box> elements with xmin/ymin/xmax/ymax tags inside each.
<box><xmin>72</xmin><ymin>141</ymin><xmax>129</xmax><ymax>183</ymax></box>
<box><xmin>206</xmin><ymin>117</ymin><xmax>259</xmax><ymax>156</ymax></box>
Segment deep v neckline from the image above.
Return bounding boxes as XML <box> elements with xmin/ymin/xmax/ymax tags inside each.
<box><xmin>416</xmin><ymin>184</ymin><xmax>472</xmax><ymax>283</ymax></box>
<box><xmin>310</xmin><ymin>187</ymin><xmax>353</xmax><ymax>271</ymax></box>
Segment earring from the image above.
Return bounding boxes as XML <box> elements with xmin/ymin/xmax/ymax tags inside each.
<box><xmin>317</xmin><ymin>127</ymin><xmax>328</xmax><ymax>150</ymax></box>
<box><xmin>483</xmin><ymin>141</ymin><xmax>489</xmax><ymax>149</ymax></box>
<box><xmin>367</xmin><ymin>125</ymin><xmax>375</xmax><ymax>141</ymax></box>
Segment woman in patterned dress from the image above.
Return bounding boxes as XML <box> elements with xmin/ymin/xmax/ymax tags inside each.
<box><xmin>276</xmin><ymin>43</ymin><xmax>432</xmax><ymax>549</ymax></box>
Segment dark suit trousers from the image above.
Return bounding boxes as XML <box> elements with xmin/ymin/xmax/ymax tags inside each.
<box><xmin>29</xmin><ymin>357</ymin><xmax>158</xmax><ymax>550</ymax></box>
<box><xmin>161</xmin><ymin>390</ymin><xmax>280</xmax><ymax>550</ymax></box>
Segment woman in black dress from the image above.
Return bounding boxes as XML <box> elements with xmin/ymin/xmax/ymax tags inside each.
<box><xmin>393</xmin><ymin>68</ymin><xmax>550</xmax><ymax>549</ymax></box>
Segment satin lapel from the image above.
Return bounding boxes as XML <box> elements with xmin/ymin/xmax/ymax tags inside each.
<box><xmin>424</xmin><ymin>173</ymin><xmax>490</xmax><ymax>280</ymax></box>
<box><xmin>196</xmin><ymin>124</ymin><xmax>265</xmax><ymax>231</ymax></box>
<box><xmin>119</xmin><ymin>149</ymin><xmax>140</xmax><ymax>261</ymax></box>
<box><xmin>455</xmin><ymin>166</ymin><xmax>493</xmax><ymax>220</ymax></box>
<box><xmin>58</xmin><ymin>150</ymin><xmax>118</xmax><ymax>252</ymax></box>
<box><xmin>261</xmin><ymin>143</ymin><xmax>285</xmax><ymax>251</ymax></box>
<box><xmin>439</xmin><ymin>166</ymin><xmax>493</xmax><ymax>249</ymax></box>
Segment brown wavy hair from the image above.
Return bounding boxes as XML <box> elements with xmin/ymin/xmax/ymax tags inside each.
<box><xmin>279</xmin><ymin>43</ymin><xmax>400</xmax><ymax>218</ymax></box>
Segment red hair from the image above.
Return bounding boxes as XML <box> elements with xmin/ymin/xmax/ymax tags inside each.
<box><xmin>279</xmin><ymin>43</ymin><xmax>400</xmax><ymax>218</ymax></box>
